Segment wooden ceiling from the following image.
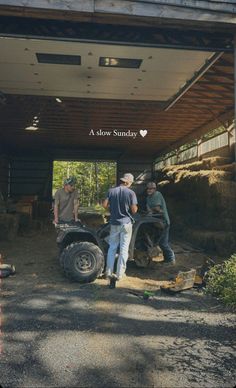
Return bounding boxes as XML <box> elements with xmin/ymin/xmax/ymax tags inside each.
<box><xmin>0</xmin><ymin>52</ymin><xmax>233</xmax><ymax>159</ymax></box>
<box><xmin>0</xmin><ymin>14</ymin><xmax>234</xmax><ymax>160</ymax></box>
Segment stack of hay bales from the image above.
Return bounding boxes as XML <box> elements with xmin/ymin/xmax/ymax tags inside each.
<box><xmin>79</xmin><ymin>211</ymin><xmax>105</xmax><ymax>229</ymax></box>
<box><xmin>156</xmin><ymin>157</ymin><xmax>236</xmax><ymax>256</ymax></box>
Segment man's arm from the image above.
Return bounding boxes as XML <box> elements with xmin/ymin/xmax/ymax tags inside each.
<box><xmin>53</xmin><ymin>190</ymin><xmax>60</xmax><ymax>224</ymax></box>
<box><xmin>102</xmin><ymin>198</ymin><xmax>109</xmax><ymax>209</ymax></box>
<box><xmin>130</xmin><ymin>204</ymin><xmax>138</xmax><ymax>214</ymax></box>
<box><xmin>130</xmin><ymin>191</ymin><xmax>138</xmax><ymax>214</ymax></box>
<box><xmin>147</xmin><ymin>192</ymin><xmax>163</xmax><ymax>214</ymax></box>
<box><xmin>73</xmin><ymin>199</ymin><xmax>79</xmax><ymax>221</ymax></box>
<box><xmin>53</xmin><ymin>203</ymin><xmax>59</xmax><ymax>224</ymax></box>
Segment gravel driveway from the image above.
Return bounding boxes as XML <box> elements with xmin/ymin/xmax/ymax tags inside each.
<box><xmin>1</xmin><ymin>228</ymin><xmax>235</xmax><ymax>387</ymax></box>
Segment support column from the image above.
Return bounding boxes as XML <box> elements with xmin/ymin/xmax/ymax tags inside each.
<box><xmin>197</xmin><ymin>138</ymin><xmax>202</xmax><ymax>161</ymax></box>
<box><xmin>234</xmin><ymin>35</ymin><xmax>236</xmax><ymax>178</ymax></box>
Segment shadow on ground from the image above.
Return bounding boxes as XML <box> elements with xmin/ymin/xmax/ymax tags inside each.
<box><xmin>1</xmin><ymin>228</ymin><xmax>235</xmax><ymax>387</ymax></box>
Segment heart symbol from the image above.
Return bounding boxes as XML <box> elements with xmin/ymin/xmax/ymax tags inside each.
<box><xmin>140</xmin><ymin>129</ymin><xmax>147</xmax><ymax>138</ymax></box>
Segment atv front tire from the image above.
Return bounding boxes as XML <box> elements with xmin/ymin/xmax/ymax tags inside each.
<box><xmin>62</xmin><ymin>242</ymin><xmax>104</xmax><ymax>283</ymax></box>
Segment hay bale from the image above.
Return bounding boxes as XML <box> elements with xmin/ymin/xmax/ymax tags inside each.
<box><xmin>158</xmin><ymin>167</ymin><xmax>233</xmax><ymax>191</ymax></box>
<box><xmin>161</xmin><ymin>157</ymin><xmax>232</xmax><ymax>175</ymax></box>
<box><xmin>79</xmin><ymin>212</ymin><xmax>105</xmax><ymax>229</ymax></box>
<box><xmin>204</xmin><ymin>156</ymin><xmax>232</xmax><ymax>168</ymax></box>
<box><xmin>158</xmin><ymin>167</ymin><xmax>236</xmax><ymax>232</ymax></box>
<box><xmin>184</xmin><ymin>228</ymin><xmax>236</xmax><ymax>256</ymax></box>
<box><xmin>154</xmin><ymin>156</ymin><xmax>236</xmax><ymax>244</ymax></box>
<box><xmin>212</xmin><ymin>162</ymin><xmax>236</xmax><ymax>173</ymax></box>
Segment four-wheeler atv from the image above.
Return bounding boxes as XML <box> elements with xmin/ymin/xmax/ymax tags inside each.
<box><xmin>56</xmin><ymin>213</ymin><xmax>165</xmax><ymax>283</ymax></box>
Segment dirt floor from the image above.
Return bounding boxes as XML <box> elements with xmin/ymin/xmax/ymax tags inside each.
<box><xmin>0</xmin><ymin>223</ymin><xmax>213</xmax><ymax>293</ymax></box>
<box><xmin>1</xmin><ymin>224</ymin><xmax>236</xmax><ymax>387</ymax></box>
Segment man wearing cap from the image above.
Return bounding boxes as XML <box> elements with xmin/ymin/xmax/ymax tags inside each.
<box><xmin>53</xmin><ymin>176</ymin><xmax>79</xmax><ymax>224</ymax></box>
<box><xmin>146</xmin><ymin>182</ymin><xmax>175</xmax><ymax>265</ymax></box>
<box><xmin>102</xmin><ymin>173</ymin><xmax>138</xmax><ymax>285</ymax></box>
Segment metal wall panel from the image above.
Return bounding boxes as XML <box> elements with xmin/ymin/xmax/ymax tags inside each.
<box><xmin>10</xmin><ymin>156</ymin><xmax>53</xmax><ymax>200</ymax></box>
<box><xmin>0</xmin><ymin>154</ymin><xmax>9</xmax><ymax>198</ymax></box>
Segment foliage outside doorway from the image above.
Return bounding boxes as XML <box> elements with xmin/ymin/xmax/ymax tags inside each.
<box><xmin>53</xmin><ymin>161</ymin><xmax>116</xmax><ymax>207</ymax></box>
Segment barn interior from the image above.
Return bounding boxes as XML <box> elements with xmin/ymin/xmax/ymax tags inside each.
<box><xmin>0</xmin><ymin>1</ymin><xmax>235</xmax><ymax>254</ymax></box>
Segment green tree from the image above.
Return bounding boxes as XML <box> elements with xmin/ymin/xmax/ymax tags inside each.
<box><xmin>52</xmin><ymin>161</ymin><xmax>116</xmax><ymax>207</ymax></box>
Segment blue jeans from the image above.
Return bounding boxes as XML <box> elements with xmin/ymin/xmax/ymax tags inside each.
<box><xmin>159</xmin><ymin>225</ymin><xmax>175</xmax><ymax>262</ymax></box>
<box><xmin>106</xmin><ymin>223</ymin><xmax>133</xmax><ymax>279</ymax></box>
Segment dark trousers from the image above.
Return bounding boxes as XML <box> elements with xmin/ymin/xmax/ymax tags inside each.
<box><xmin>159</xmin><ymin>225</ymin><xmax>175</xmax><ymax>262</ymax></box>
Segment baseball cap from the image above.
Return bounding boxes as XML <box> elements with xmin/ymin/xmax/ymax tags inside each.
<box><xmin>146</xmin><ymin>181</ymin><xmax>156</xmax><ymax>189</ymax></box>
<box><xmin>64</xmin><ymin>176</ymin><xmax>77</xmax><ymax>186</ymax></box>
<box><xmin>120</xmin><ymin>173</ymin><xmax>134</xmax><ymax>184</ymax></box>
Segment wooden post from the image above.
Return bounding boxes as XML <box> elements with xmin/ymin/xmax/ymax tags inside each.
<box><xmin>197</xmin><ymin>138</ymin><xmax>202</xmax><ymax>161</ymax></box>
<box><xmin>94</xmin><ymin>161</ymin><xmax>99</xmax><ymax>204</ymax></box>
<box><xmin>176</xmin><ymin>149</ymin><xmax>180</xmax><ymax>165</ymax></box>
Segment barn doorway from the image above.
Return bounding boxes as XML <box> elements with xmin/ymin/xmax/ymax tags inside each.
<box><xmin>52</xmin><ymin>160</ymin><xmax>117</xmax><ymax>207</ymax></box>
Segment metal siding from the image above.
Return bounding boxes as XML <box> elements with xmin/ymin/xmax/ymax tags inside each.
<box><xmin>10</xmin><ymin>157</ymin><xmax>53</xmax><ymax>199</ymax></box>
<box><xmin>0</xmin><ymin>154</ymin><xmax>9</xmax><ymax>198</ymax></box>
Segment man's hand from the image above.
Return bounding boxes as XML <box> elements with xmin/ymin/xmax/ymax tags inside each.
<box><xmin>152</xmin><ymin>205</ymin><xmax>162</xmax><ymax>214</ymax></box>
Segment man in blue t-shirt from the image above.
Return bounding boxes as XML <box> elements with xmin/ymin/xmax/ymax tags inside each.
<box><xmin>102</xmin><ymin>173</ymin><xmax>138</xmax><ymax>286</ymax></box>
<box><xmin>146</xmin><ymin>181</ymin><xmax>175</xmax><ymax>265</ymax></box>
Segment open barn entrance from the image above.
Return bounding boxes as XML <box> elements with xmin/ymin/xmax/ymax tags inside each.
<box><xmin>0</xmin><ymin>4</ymin><xmax>235</xmax><ymax>257</ymax></box>
<box><xmin>52</xmin><ymin>160</ymin><xmax>117</xmax><ymax>207</ymax></box>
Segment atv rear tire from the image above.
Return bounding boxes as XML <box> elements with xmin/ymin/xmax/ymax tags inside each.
<box><xmin>62</xmin><ymin>242</ymin><xmax>104</xmax><ymax>283</ymax></box>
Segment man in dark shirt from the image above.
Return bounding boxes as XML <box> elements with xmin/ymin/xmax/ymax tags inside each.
<box><xmin>146</xmin><ymin>181</ymin><xmax>175</xmax><ymax>265</ymax></box>
<box><xmin>103</xmin><ymin>173</ymin><xmax>138</xmax><ymax>285</ymax></box>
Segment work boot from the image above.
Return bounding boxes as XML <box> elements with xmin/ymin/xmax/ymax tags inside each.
<box><xmin>109</xmin><ymin>275</ymin><xmax>117</xmax><ymax>289</ymax></box>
